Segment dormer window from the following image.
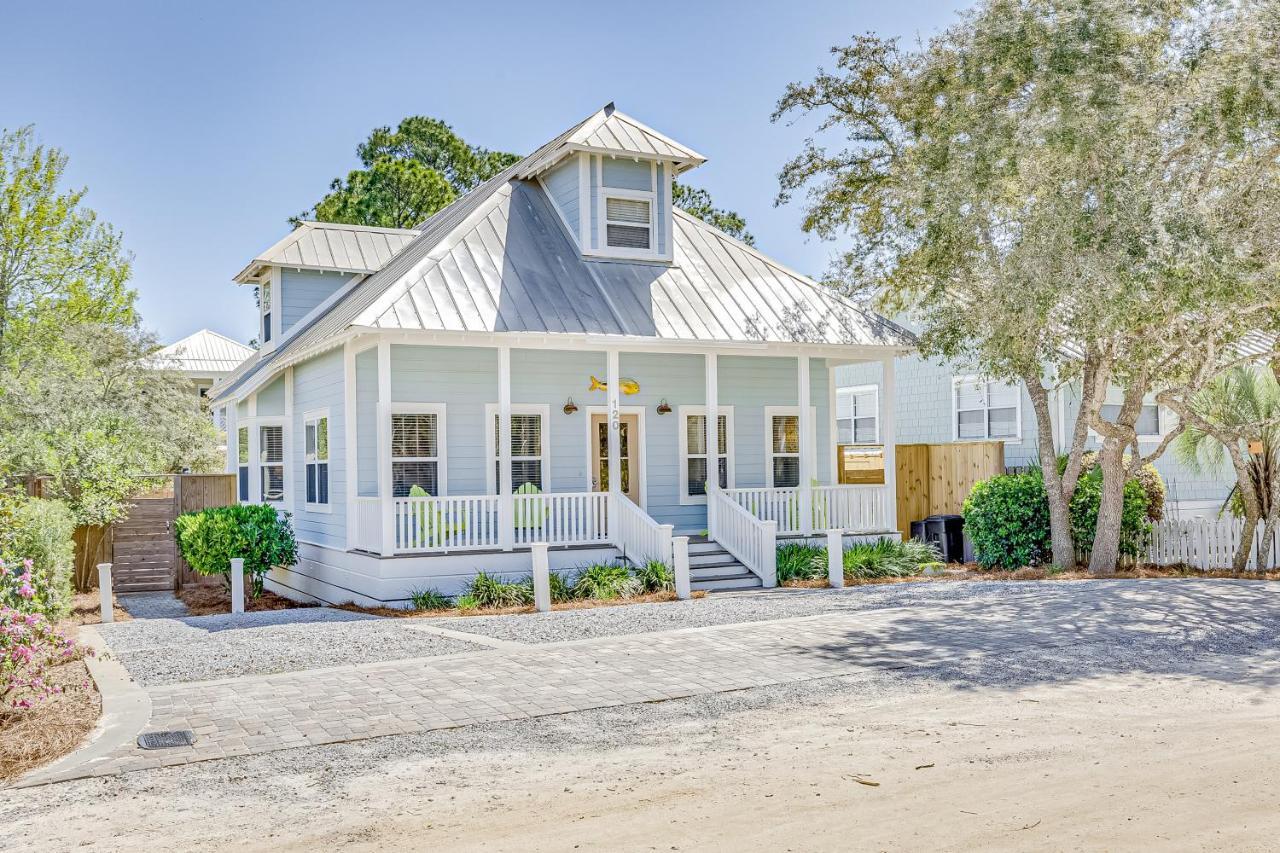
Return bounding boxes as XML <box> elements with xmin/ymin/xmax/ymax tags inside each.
<box><xmin>605</xmin><ymin>195</ymin><xmax>652</xmax><ymax>251</ymax></box>
<box><xmin>259</xmin><ymin>280</ymin><xmax>273</xmax><ymax>345</ymax></box>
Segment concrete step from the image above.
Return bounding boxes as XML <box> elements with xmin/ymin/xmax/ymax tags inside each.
<box><xmin>695</xmin><ymin>574</ymin><xmax>764</xmax><ymax>592</ymax></box>
<box><xmin>689</xmin><ymin>551</ymin><xmax>735</xmax><ymax>567</ymax></box>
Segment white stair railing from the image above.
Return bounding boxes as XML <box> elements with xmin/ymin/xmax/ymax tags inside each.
<box><xmin>709</xmin><ymin>488</ymin><xmax>777</xmax><ymax>587</ymax></box>
<box><xmin>610</xmin><ymin>493</ymin><xmax>674</xmax><ymax>565</ymax></box>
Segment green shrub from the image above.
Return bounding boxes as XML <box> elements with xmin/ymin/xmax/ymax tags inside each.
<box><xmin>1</xmin><ymin>497</ymin><xmax>76</xmax><ymax>618</ymax></box>
<box><xmin>963</xmin><ymin>471</ymin><xmax>1052</xmax><ymax>569</ymax></box>
<box><xmin>454</xmin><ymin>593</ymin><xmax>480</xmax><ymax>611</ymax></box>
<box><xmin>548</xmin><ymin>570</ymin><xmax>575</xmax><ymax>602</ymax></box>
<box><xmin>173</xmin><ymin>503</ymin><xmax>299</xmax><ymax>596</ymax></box>
<box><xmin>631</xmin><ymin>560</ymin><xmax>674</xmax><ymax>593</ymax></box>
<box><xmin>1069</xmin><ymin>470</ymin><xmax>1151</xmax><ymax>558</ymax></box>
<box><xmin>407</xmin><ymin>587</ymin><xmax>451</xmax><ymax>610</ymax></box>
<box><xmin>776</xmin><ymin>543</ymin><xmax>826</xmax><ymax>583</ymax></box>
<box><xmin>843</xmin><ymin>538</ymin><xmax>938</xmax><ymax>579</ymax></box>
<box><xmin>571</xmin><ymin>562</ymin><xmax>641</xmax><ymax>600</ymax></box>
<box><xmin>464</xmin><ymin>571</ymin><xmax>532</xmax><ymax>608</ymax></box>
<box><xmin>1066</xmin><ymin>452</ymin><xmax>1166</xmax><ymax>521</ymax></box>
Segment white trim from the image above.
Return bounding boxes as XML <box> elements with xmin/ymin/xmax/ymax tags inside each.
<box><xmin>387</xmin><ymin>402</ymin><xmax>448</xmax><ymax>499</ymax></box>
<box><xmin>677</xmin><ymin>405</ymin><xmax>736</xmax><ymax>505</ymax></box>
<box><xmin>302</xmin><ymin>407</ymin><xmax>332</xmax><ymax>513</ymax></box>
<box><xmin>258</xmin><ymin>266</ymin><xmax>282</xmax><ymax>353</ymax></box>
<box><xmin>764</xmin><ymin>406</ymin><xmax>818</xmax><ymax>489</ymax></box>
<box><xmin>836</xmin><ymin>383</ymin><xmax>880</xmax><ymax>445</ymax></box>
<box><xmin>343</xmin><ymin>340</ymin><xmax>358</xmax><ymax>546</ymax></box>
<box><xmin>255</xmin><ymin>416</ymin><xmax>288</xmax><ymax>506</ymax></box>
<box><xmin>284</xmin><ymin>367</ymin><xmax>295</xmax><ymax>517</ymax></box>
<box><xmin>577</xmin><ymin>152</ymin><xmax>590</xmax><ymax>248</ymax></box>
<box><xmin>377</xmin><ymin>341</ymin><xmax>393</xmax><ymax>553</ymax></box>
<box><xmin>596</xmin><ymin>187</ymin><xmax>658</xmax><ymax>260</ymax></box>
<box><xmin>484</xmin><ymin>403</ymin><xmax>551</xmax><ymax>495</ymax></box>
<box><xmin>584</xmin><ymin>405</ymin><xmax>647</xmax><ymax>510</ymax></box>
<box><xmin>952</xmin><ymin>375</ymin><xmax>1023</xmax><ymax>442</ymax></box>
<box><xmin>881</xmin><ymin>356</ymin><xmax>898</xmax><ymax>529</ymax></box>
<box><xmin>247</xmin><ymin>394</ymin><xmax>260</xmax><ymax>502</ymax></box>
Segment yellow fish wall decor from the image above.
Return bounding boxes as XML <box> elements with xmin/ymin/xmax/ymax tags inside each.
<box><xmin>588</xmin><ymin>376</ymin><xmax>640</xmax><ymax>395</ymax></box>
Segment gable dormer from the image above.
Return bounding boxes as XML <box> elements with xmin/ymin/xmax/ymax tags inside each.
<box><xmin>521</xmin><ymin>104</ymin><xmax>705</xmax><ymax>264</ymax></box>
<box><xmin>233</xmin><ymin>222</ymin><xmax>417</xmax><ymax>349</ymax></box>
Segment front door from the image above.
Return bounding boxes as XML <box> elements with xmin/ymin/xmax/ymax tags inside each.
<box><xmin>591</xmin><ymin>413</ymin><xmax>640</xmax><ymax>504</ymax></box>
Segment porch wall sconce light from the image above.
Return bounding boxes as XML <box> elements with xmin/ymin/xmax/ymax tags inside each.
<box><xmin>656</xmin><ymin>399</ymin><xmax>672</xmax><ymax>415</ymax></box>
<box><xmin>563</xmin><ymin>398</ymin><xmax>579</xmax><ymax>415</ymax></box>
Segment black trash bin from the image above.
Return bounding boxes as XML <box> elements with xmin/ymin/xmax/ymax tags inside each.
<box><xmin>921</xmin><ymin>514</ymin><xmax>965</xmax><ymax>563</ymax></box>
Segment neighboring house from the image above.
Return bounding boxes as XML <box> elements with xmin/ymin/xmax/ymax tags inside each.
<box><xmin>209</xmin><ymin>103</ymin><xmax>914</xmax><ymax>605</ymax></box>
<box><xmin>152</xmin><ymin>329</ymin><xmax>254</xmax><ymax>426</ymax></box>
<box><xmin>835</xmin><ymin>317</ymin><xmax>1244</xmax><ymax>519</ymax></box>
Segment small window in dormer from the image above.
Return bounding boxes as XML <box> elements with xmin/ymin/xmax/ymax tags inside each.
<box><xmin>605</xmin><ymin>196</ymin><xmax>652</xmax><ymax>250</ymax></box>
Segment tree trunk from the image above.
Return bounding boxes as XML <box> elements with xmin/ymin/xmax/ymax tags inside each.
<box><xmin>1261</xmin><ymin>514</ymin><xmax>1279</xmax><ymax>571</ymax></box>
<box><xmin>1024</xmin><ymin>377</ymin><xmax>1075</xmax><ymax>567</ymax></box>
<box><xmin>1088</xmin><ymin>438</ymin><xmax>1128</xmax><ymax>575</ymax></box>
<box><xmin>1235</xmin><ymin>512</ymin><xmax>1260</xmax><ymax>572</ymax></box>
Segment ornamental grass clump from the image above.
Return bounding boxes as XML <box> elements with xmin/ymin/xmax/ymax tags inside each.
<box><xmin>631</xmin><ymin>560</ymin><xmax>674</xmax><ymax>593</ymax></box>
<box><xmin>843</xmin><ymin>538</ymin><xmax>939</xmax><ymax>580</ymax></box>
<box><xmin>571</xmin><ymin>562</ymin><xmax>642</xmax><ymax>600</ymax></box>
<box><xmin>775</xmin><ymin>543</ymin><xmax>826</xmax><ymax>583</ymax></box>
<box><xmin>464</xmin><ymin>572</ymin><xmax>532</xmax><ymax>608</ymax></box>
<box><xmin>407</xmin><ymin>587</ymin><xmax>451</xmax><ymax>611</ymax></box>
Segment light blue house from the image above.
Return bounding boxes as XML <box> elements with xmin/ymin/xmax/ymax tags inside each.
<box><xmin>835</xmin><ymin>317</ymin><xmax>1239</xmax><ymax>519</ymax></box>
<box><xmin>210</xmin><ymin>104</ymin><xmax>913</xmax><ymax>605</ymax></box>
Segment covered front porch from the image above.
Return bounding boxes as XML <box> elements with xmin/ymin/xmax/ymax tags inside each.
<box><xmin>341</xmin><ymin>335</ymin><xmax>899</xmax><ymax>590</ymax></box>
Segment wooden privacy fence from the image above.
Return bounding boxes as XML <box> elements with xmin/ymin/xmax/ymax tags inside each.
<box><xmin>837</xmin><ymin>441</ymin><xmax>1006</xmax><ymax>539</ymax></box>
<box><xmin>1146</xmin><ymin>517</ymin><xmax>1280</xmax><ymax>571</ymax></box>
<box><xmin>173</xmin><ymin>473</ymin><xmax>238</xmax><ymax>588</ymax></box>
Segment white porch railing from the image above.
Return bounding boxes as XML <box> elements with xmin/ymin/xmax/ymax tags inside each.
<box><xmin>611</xmin><ymin>493</ymin><xmax>674</xmax><ymax>564</ymax></box>
<box><xmin>723</xmin><ymin>485</ymin><xmax>889</xmax><ymax>535</ymax></box>
<box><xmin>392</xmin><ymin>494</ymin><xmax>501</xmax><ymax>552</ymax></box>
<box><xmin>709</xmin><ymin>488</ymin><xmax>777</xmax><ymax>587</ymax></box>
<box><xmin>353</xmin><ymin>497</ymin><xmax>382</xmax><ymax>552</ymax></box>
<box><xmin>512</xmin><ymin>491</ymin><xmax>611</xmax><ymax>548</ymax></box>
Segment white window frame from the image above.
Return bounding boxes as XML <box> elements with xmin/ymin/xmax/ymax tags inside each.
<box><xmin>236</xmin><ymin>425</ymin><xmax>250</xmax><ymax>502</ymax></box>
<box><xmin>1091</xmin><ymin>388</ymin><xmax>1168</xmax><ymax>445</ymax></box>
<box><xmin>584</xmin><ymin>156</ymin><xmax>672</xmax><ymax>262</ymax></box>
<box><xmin>836</xmin><ymin>384</ymin><xmax>879</xmax><ymax>445</ymax></box>
<box><xmin>303</xmin><ymin>408</ymin><xmax>331</xmax><ymax>513</ymax></box>
<box><xmin>678</xmin><ymin>405</ymin><xmax>735</xmax><ymax>505</ymax></box>
<box><xmin>484</xmin><ymin>403</ymin><xmax>551</xmax><ymax>494</ymax></box>
<box><xmin>388</xmin><ymin>403</ymin><xmax>447</xmax><ymax>497</ymax></box>
<box><xmin>952</xmin><ymin>376</ymin><xmax>1023</xmax><ymax>442</ymax></box>
<box><xmin>764</xmin><ymin>406</ymin><xmax>818</xmax><ymax>489</ymax></box>
<box><xmin>599</xmin><ymin>187</ymin><xmax>656</xmax><ymax>257</ymax></box>
<box><xmin>258</xmin><ymin>267</ymin><xmax>280</xmax><ymax>351</ymax></box>
<box><xmin>256</xmin><ymin>416</ymin><xmax>287</xmax><ymax>504</ymax></box>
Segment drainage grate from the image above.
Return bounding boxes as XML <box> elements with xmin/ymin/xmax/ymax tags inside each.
<box><xmin>137</xmin><ymin>730</ymin><xmax>197</xmax><ymax>750</ymax></box>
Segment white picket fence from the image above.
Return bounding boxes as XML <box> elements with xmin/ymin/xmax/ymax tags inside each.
<box><xmin>1145</xmin><ymin>518</ymin><xmax>1280</xmax><ymax>571</ymax></box>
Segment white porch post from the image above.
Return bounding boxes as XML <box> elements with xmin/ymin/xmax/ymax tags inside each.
<box><xmin>704</xmin><ymin>352</ymin><xmax>719</xmax><ymax>529</ymax></box>
<box><xmin>498</xmin><ymin>345</ymin><xmax>514</xmax><ymax>551</ymax></box>
<box><xmin>881</xmin><ymin>355</ymin><xmax>898</xmax><ymax>534</ymax></box>
<box><xmin>343</xmin><ymin>340</ymin><xmax>358</xmax><ymax>549</ymax></box>
<box><xmin>797</xmin><ymin>354</ymin><xmax>813</xmax><ymax>535</ymax></box>
<box><xmin>377</xmin><ymin>340</ymin><xmax>393</xmax><ymax>555</ymax></box>
<box><xmin>224</xmin><ymin>401</ymin><xmax>238</xmax><ymax>475</ymax></box>
<box><xmin>606</xmin><ymin>350</ymin><xmax>621</xmax><ymax>501</ymax></box>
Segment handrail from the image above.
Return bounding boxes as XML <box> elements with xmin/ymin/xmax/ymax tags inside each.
<box><xmin>610</xmin><ymin>493</ymin><xmax>674</xmax><ymax>565</ymax></box>
<box><xmin>722</xmin><ymin>484</ymin><xmax>890</xmax><ymax>534</ymax></box>
<box><xmin>708</xmin><ymin>488</ymin><xmax>777</xmax><ymax>587</ymax></box>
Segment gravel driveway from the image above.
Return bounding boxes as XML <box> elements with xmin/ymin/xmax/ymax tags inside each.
<box><xmin>95</xmin><ymin>608</ymin><xmax>493</xmax><ymax>686</ymax></box>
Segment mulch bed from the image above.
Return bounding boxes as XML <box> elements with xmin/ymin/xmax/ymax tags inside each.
<box><xmin>64</xmin><ymin>590</ymin><xmax>132</xmax><ymax>625</ymax></box>
<box><xmin>177</xmin><ymin>584</ymin><xmax>317</xmax><ymax>617</ymax></box>
<box><xmin>782</xmin><ymin>563</ymin><xmax>1280</xmax><ymax>589</ymax></box>
<box><xmin>339</xmin><ymin>589</ymin><xmax>707</xmax><ymax>619</ymax></box>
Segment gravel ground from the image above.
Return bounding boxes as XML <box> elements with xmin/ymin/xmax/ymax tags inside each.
<box><xmin>95</xmin><ymin>608</ymin><xmax>492</xmax><ymax>686</ymax></box>
<box><xmin>426</xmin><ymin>579</ymin><xmax>1123</xmax><ymax>644</ymax></box>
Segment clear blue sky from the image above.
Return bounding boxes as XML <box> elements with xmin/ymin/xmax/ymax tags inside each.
<box><xmin>2</xmin><ymin>0</ymin><xmax>967</xmax><ymax>345</ymax></box>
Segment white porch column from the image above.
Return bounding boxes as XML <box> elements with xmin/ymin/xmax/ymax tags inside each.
<box><xmin>247</xmin><ymin>394</ymin><xmax>261</xmax><ymax>503</ymax></box>
<box><xmin>881</xmin><ymin>355</ymin><xmax>898</xmax><ymax>534</ymax></box>
<box><xmin>284</xmin><ymin>367</ymin><xmax>295</xmax><ymax>518</ymax></box>
<box><xmin>797</xmin><ymin>354</ymin><xmax>813</xmax><ymax>535</ymax></box>
<box><xmin>705</xmin><ymin>352</ymin><xmax>719</xmax><ymax>513</ymax></box>
<box><xmin>343</xmin><ymin>340</ymin><xmax>358</xmax><ymax>549</ymax></box>
<box><xmin>224</xmin><ymin>401</ymin><xmax>238</xmax><ymax>475</ymax></box>
<box><xmin>377</xmin><ymin>340</ymin><xmax>393</xmax><ymax>555</ymax></box>
<box><xmin>498</xmin><ymin>345</ymin><xmax>514</xmax><ymax>551</ymax></box>
<box><xmin>606</xmin><ymin>349</ymin><xmax>622</xmax><ymax>499</ymax></box>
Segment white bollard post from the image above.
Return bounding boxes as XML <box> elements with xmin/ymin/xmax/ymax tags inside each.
<box><xmin>827</xmin><ymin>529</ymin><xmax>844</xmax><ymax>589</ymax></box>
<box><xmin>97</xmin><ymin>563</ymin><xmax>114</xmax><ymax>623</ymax></box>
<box><xmin>531</xmin><ymin>543</ymin><xmax>551</xmax><ymax>613</ymax></box>
<box><xmin>673</xmin><ymin>536</ymin><xmax>691</xmax><ymax>600</ymax></box>
<box><xmin>230</xmin><ymin>558</ymin><xmax>245</xmax><ymax>615</ymax></box>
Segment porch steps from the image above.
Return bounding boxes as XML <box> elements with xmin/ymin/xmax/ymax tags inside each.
<box><xmin>685</xmin><ymin>538</ymin><xmax>762</xmax><ymax>593</ymax></box>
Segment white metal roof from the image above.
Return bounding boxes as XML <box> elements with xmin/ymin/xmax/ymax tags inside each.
<box><xmin>519</xmin><ymin>103</ymin><xmax>706</xmax><ymax>178</ymax></box>
<box><xmin>152</xmin><ymin>329</ymin><xmax>254</xmax><ymax>376</ymax></box>
<box><xmin>233</xmin><ymin>221</ymin><xmax>418</xmax><ymax>282</ymax></box>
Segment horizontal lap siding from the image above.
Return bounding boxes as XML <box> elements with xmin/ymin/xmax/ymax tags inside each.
<box><xmin>542</xmin><ymin>158</ymin><xmax>580</xmax><ymax>237</ymax></box>
<box><xmin>355</xmin><ymin>349</ymin><xmax>378</xmax><ymax>497</ymax></box>
<box><xmin>280</xmin><ymin>270</ymin><xmax>354</xmax><ymax>333</ymax></box>
<box><xmin>291</xmin><ymin>349</ymin><xmax>346</xmax><ymax>548</ymax></box>
<box><xmin>256</xmin><ymin>374</ymin><xmax>286</xmax><ymax>416</ymax></box>
<box><xmin>512</xmin><ymin>349</ymin><xmax>605</xmax><ymax>492</ymax></box>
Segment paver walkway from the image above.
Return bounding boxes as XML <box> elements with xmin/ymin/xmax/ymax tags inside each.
<box><xmin>33</xmin><ymin>581</ymin><xmax>1280</xmax><ymax>783</ymax></box>
<box><xmin>116</xmin><ymin>592</ymin><xmax>190</xmax><ymax>620</ymax></box>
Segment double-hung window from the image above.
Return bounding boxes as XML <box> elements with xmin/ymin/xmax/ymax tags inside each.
<box><xmin>680</xmin><ymin>407</ymin><xmax>732</xmax><ymax>502</ymax></box>
<box><xmin>304</xmin><ymin>412</ymin><xmax>329</xmax><ymax>508</ymax></box>
<box><xmin>259</xmin><ymin>424</ymin><xmax>284</xmax><ymax>502</ymax></box>
<box><xmin>1099</xmin><ymin>402</ymin><xmax>1161</xmax><ymax>438</ymax></box>
<box><xmin>391</xmin><ymin>408</ymin><xmax>444</xmax><ymax>497</ymax></box>
<box><xmin>837</xmin><ymin>385</ymin><xmax>879</xmax><ymax>444</ymax></box>
<box><xmin>954</xmin><ymin>378</ymin><xmax>1021</xmax><ymax>441</ymax></box>
<box><xmin>768</xmin><ymin>412</ymin><xmax>801</xmax><ymax>488</ymax></box>
<box><xmin>237</xmin><ymin>426</ymin><xmax>249</xmax><ymax>501</ymax></box>
<box><xmin>603</xmin><ymin>195</ymin><xmax>652</xmax><ymax>252</ymax></box>
<box><xmin>487</xmin><ymin>405</ymin><xmax>549</xmax><ymax>493</ymax></box>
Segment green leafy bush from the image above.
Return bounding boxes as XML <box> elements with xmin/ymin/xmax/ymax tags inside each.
<box><xmin>571</xmin><ymin>562</ymin><xmax>641</xmax><ymax>600</ymax></box>
<box><xmin>843</xmin><ymin>538</ymin><xmax>938</xmax><ymax>579</ymax></box>
<box><xmin>0</xmin><ymin>496</ymin><xmax>76</xmax><ymax>618</ymax></box>
<box><xmin>1067</xmin><ymin>452</ymin><xmax>1166</xmax><ymax>521</ymax></box>
<box><xmin>407</xmin><ymin>587</ymin><xmax>451</xmax><ymax>610</ymax></box>
<box><xmin>631</xmin><ymin>560</ymin><xmax>674</xmax><ymax>593</ymax></box>
<box><xmin>1069</xmin><ymin>470</ymin><xmax>1151</xmax><ymax>558</ymax></box>
<box><xmin>963</xmin><ymin>471</ymin><xmax>1052</xmax><ymax>569</ymax></box>
<box><xmin>173</xmin><ymin>504</ymin><xmax>299</xmax><ymax>595</ymax></box>
<box><xmin>464</xmin><ymin>571</ymin><xmax>532</xmax><ymax>608</ymax></box>
<box><xmin>776</xmin><ymin>543</ymin><xmax>826</xmax><ymax>583</ymax></box>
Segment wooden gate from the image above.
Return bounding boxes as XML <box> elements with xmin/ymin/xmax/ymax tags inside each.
<box><xmin>111</xmin><ymin>496</ymin><xmax>177</xmax><ymax>592</ymax></box>
<box><xmin>174</xmin><ymin>474</ymin><xmax>237</xmax><ymax>589</ymax></box>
